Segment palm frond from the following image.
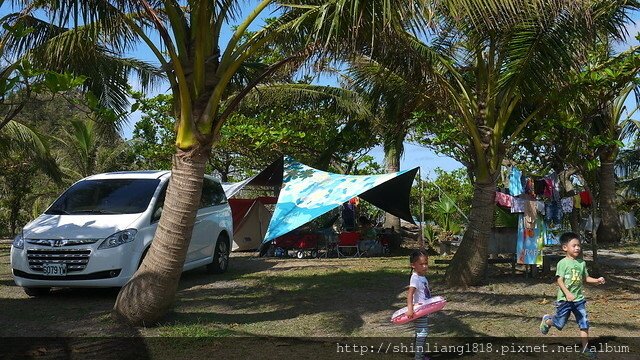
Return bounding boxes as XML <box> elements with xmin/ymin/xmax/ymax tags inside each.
<box><xmin>2</xmin><ymin>7</ymin><xmax>164</xmax><ymax>117</ymax></box>
<box><xmin>0</xmin><ymin>119</ymin><xmax>62</xmax><ymax>181</ymax></box>
<box><xmin>434</xmin><ymin>0</ymin><xmax>592</xmax><ymax>33</ymax></box>
<box><xmin>236</xmin><ymin>82</ymin><xmax>372</xmax><ymax>120</ymax></box>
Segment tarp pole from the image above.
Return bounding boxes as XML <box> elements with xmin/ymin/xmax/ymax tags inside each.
<box><xmin>419</xmin><ymin>167</ymin><xmax>425</xmax><ymax>250</ymax></box>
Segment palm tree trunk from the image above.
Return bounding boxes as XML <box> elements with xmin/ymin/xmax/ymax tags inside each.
<box><xmin>445</xmin><ymin>178</ymin><xmax>495</xmax><ymax>286</ymax></box>
<box><xmin>383</xmin><ymin>136</ymin><xmax>403</xmax><ymax>230</ymax></box>
<box><xmin>113</xmin><ymin>149</ymin><xmax>209</xmax><ymax>325</ymax></box>
<box><xmin>596</xmin><ymin>154</ymin><xmax>621</xmax><ymax>243</ymax></box>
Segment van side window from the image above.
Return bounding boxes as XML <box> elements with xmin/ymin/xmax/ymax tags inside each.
<box><xmin>200</xmin><ymin>178</ymin><xmax>227</xmax><ymax>208</ymax></box>
<box><xmin>151</xmin><ymin>183</ymin><xmax>168</xmax><ymax>223</ymax></box>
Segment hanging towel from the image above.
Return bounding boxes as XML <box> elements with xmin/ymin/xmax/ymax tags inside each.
<box><xmin>509</xmin><ymin>167</ymin><xmax>523</xmax><ymax>196</ymax></box>
<box><xmin>495</xmin><ymin>192</ymin><xmax>513</xmax><ymax>208</ymax></box>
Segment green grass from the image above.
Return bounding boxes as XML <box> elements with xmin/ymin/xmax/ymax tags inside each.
<box><xmin>1</xmin><ymin>248</ymin><xmax>639</xmax><ymax>355</ymax></box>
<box><xmin>158</xmin><ymin>322</ymin><xmax>237</xmax><ymax>337</ymax></box>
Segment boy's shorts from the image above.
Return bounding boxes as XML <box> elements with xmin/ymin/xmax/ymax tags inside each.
<box><xmin>552</xmin><ymin>299</ymin><xmax>589</xmax><ymax>330</ymax></box>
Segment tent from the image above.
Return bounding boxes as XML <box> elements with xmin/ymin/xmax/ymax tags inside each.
<box><xmin>222</xmin><ymin>157</ymin><xmax>283</xmax><ymax>199</ymax></box>
<box><xmin>228</xmin><ymin>197</ymin><xmax>276</xmax><ymax>251</ymax></box>
<box><xmin>264</xmin><ymin>157</ymin><xmax>418</xmax><ymax>242</ymax></box>
<box><xmin>222</xmin><ymin>160</ymin><xmax>283</xmax><ymax>251</ymax></box>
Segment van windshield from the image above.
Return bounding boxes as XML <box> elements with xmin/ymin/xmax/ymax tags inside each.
<box><xmin>45</xmin><ymin>179</ymin><xmax>161</xmax><ymax>215</ymax></box>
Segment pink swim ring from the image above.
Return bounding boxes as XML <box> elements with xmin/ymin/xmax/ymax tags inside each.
<box><xmin>390</xmin><ymin>296</ymin><xmax>447</xmax><ymax>325</ymax></box>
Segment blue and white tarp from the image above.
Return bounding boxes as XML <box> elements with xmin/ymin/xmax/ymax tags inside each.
<box><xmin>263</xmin><ymin>157</ymin><xmax>418</xmax><ymax>242</ymax></box>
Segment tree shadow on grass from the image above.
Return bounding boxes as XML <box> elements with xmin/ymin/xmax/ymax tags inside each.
<box><xmin>1</xmin><ymin>336</ymin><xmax>152</xmax><ymax>360</ymax></box>
<box><xmin>177</xmin><ymin>253</ymin><xmax>279</xmax><ymax>290</ymax></box>
<box><xmin>163</xmin><ymin>265</ymin><xmax>533</xmax><ymax>337</ymax></box>
<box><xmin>0</xmin><ymin>292</ymin><xmax>151</xmax><ymax>358</ymax></box>
<box><xmin>167</xmin><ymin>268</ymin><xmax>405</xmax><ymax>334</ymax></box>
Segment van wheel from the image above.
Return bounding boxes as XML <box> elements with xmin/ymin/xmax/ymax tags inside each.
<box><xmin>206</xmin><ymin>236</ymin><xmax>229</xmax><ymax>274</ymax></box>
<box><xmin>24</xmin><ymin>287</ymin><xmax>50</xmax><ymax>297</ymax></box>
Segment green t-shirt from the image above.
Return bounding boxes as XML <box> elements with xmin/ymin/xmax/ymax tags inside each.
<box><xmin>555</xmin><ymin>257</ymin><xmax>589</xmax><ymax>301</ymax></box>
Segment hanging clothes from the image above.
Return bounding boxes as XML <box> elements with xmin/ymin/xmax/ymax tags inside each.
<box><xmin>524</xmin><ymin>178</ymin><xmax>535</xmax><ymax>196</ymax></box>
<box><xmin>580</xmin><ymin>191</ymin><xmax>593</xmax><ymax>207</ymax></box>
<box><xmin>562</xmin><ymin>173</ymin><xmax>575</xmax><ymax>194</ymax></box>
<box><xmin>544</xmin><ymin>201</ymin><xmax>563</xmax><ymax>225</ymax></box>
<box><xmin>534</xmin><ymin>179</ymin><xmax>546</xmax><ymax>196</ymax></box>
<box><xmin>573</xmin><ymin>194</ymin><xmax>582</xmax><ymax>209</ymax></box>
<box><xmin>543</xmin><ymin>178</ymin><xmax>554</xmax><ymax>199</ymax></box>
<box><xmin>511</xmin><ymin>198</ymin><xmax>525</xmax><ymax>213</ymax></box>
<box><xmin>561</xmin><ymin>197</ymin><xmax>573</xmax><ymax>213</ymax></box>
<box><xmin>619</xmin><ymin>212</ymin><xmax>637</xmax><ymax>230</ymax></box>
<box><xmin>509</xmin><ymin>167</ymin><xmax>523</xmax><ymax>196</ymax></box>
<box><xmin>517</xmin><ymin>214</ymin><xmax>545</xmax><ymax>266</ymax></box>
<box><xmin>582</xmin><ymin>214</ymin><xmax>600</xmax><ymax>231</ymax></box>
<box><xmin>495</xmin><ymin>192</ymin><xmax>513</xmax><ymax>208</ymax></box>
<box><xmin>549</xmin><ymin>172</ymin><xmax>560</xmax><ymax>201</ymax></box>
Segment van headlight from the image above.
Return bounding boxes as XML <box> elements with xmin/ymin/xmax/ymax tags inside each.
<box><xmin>12</xmin><ymin>234</ymin><xmax>24</xmax><ymax>249</ymax></box>
<box><xmin>98</xmin><ymin>229</ymin><xmax>137</xmax><ymax>250</ymax></box>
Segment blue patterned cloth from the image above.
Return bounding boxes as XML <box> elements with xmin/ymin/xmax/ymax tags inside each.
<box><xmin>264</xmin><ymin>157</ymin><xmax>415</xmax><ymax>241</ymax></box>
<box><xmin>509</xmin><ymin>167</ymin><xmax>523</xmax><ymax>196</ymax></box>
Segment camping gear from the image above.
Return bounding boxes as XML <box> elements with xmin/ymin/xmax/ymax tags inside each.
<box><xmin>272</xmin><ymin>232</ymin><xmax>320</xmax><ymax>259</ymax></box>
<box><xmin>337</xmin><ymin>231</ymin><xmax>361</xmax><ymax>257</ymax></box>
<box><xmin>228</xmin><ymin>197</ymin><xmax>276</xmax><ymax>251</ymax></box>
<box><xmin>391</xmin><ymin>296</ymin><xmax>447</xmax><ymax>325</ymax></box>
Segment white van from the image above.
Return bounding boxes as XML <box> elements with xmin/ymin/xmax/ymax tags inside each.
<box><xmin>10</xmin><ymin>171</ymin><xmax>233</xmax><ymax>296</ymax></box>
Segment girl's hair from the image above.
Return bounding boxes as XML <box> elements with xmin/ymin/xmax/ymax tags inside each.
<box><xmin>410</xmin><ymin>249</ymin><xmax>428</xmax><ymax>264</ymax></box>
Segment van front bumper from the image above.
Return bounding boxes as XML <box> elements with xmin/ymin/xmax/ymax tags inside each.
<box><xmin>12</xmin><ymin>269</ymin><xmax>128</xmax><ymax>287</ymax></box>
<box><xmin>10</xmin><ymin>242</ymin><xmax>140</xmax><ymax>288</ymax></box>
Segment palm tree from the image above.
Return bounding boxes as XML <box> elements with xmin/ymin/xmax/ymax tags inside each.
<box><xmin>584</xmin><ymin>48</ymin><xmax>640</xmax><ymax>244</ymax></box>
<box><xmin>57</xmin><ymin>118</ymin><xmax>132</xmax><ymax>180</ymax></box>
<box><xmin>0</xmin><ymin>119</ymin><xmax>61</xmax><ymax>234</ymax></box>
<box><xmin>377</xmin><ymin>0</ymin><xmax>637</xmax><ymax>286</ymax></box>
<box><xmin>343</xmin><ymin>56</ymin><xmax>440</xmax><ymax>229</ymax></box>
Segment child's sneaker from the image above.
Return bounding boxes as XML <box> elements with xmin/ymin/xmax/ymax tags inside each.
<box><xmin>539</xmin><ymin>314</ymin><xmax>551</xmax><ymax>335</ymax></box>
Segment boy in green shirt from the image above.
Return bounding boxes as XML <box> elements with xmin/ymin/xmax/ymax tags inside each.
<box><xmin>539</xmin><ymin>232</ymin><xmax>605</xmax><ymax>358</ymax></box>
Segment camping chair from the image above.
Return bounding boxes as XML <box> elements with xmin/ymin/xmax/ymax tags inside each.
<box><xmin>318</xmin><ymin>228</ymin><xmax>338</xmax><ymax>258</ymax></box>
<box><xmin>337</xmin><ymin>231</ymin><xmax>361</xmax><ymax>258</ymax></box>
<box><xmin>358</xmin><ymin>237</ymin><xmax>383</xmax><ymax>257</ymax></box>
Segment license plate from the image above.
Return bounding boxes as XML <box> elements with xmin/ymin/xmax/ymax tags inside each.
<box><xmin>42</xmin><ymin>263</ymin><xmax>67</xmax><ymax>276</ymax></box>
